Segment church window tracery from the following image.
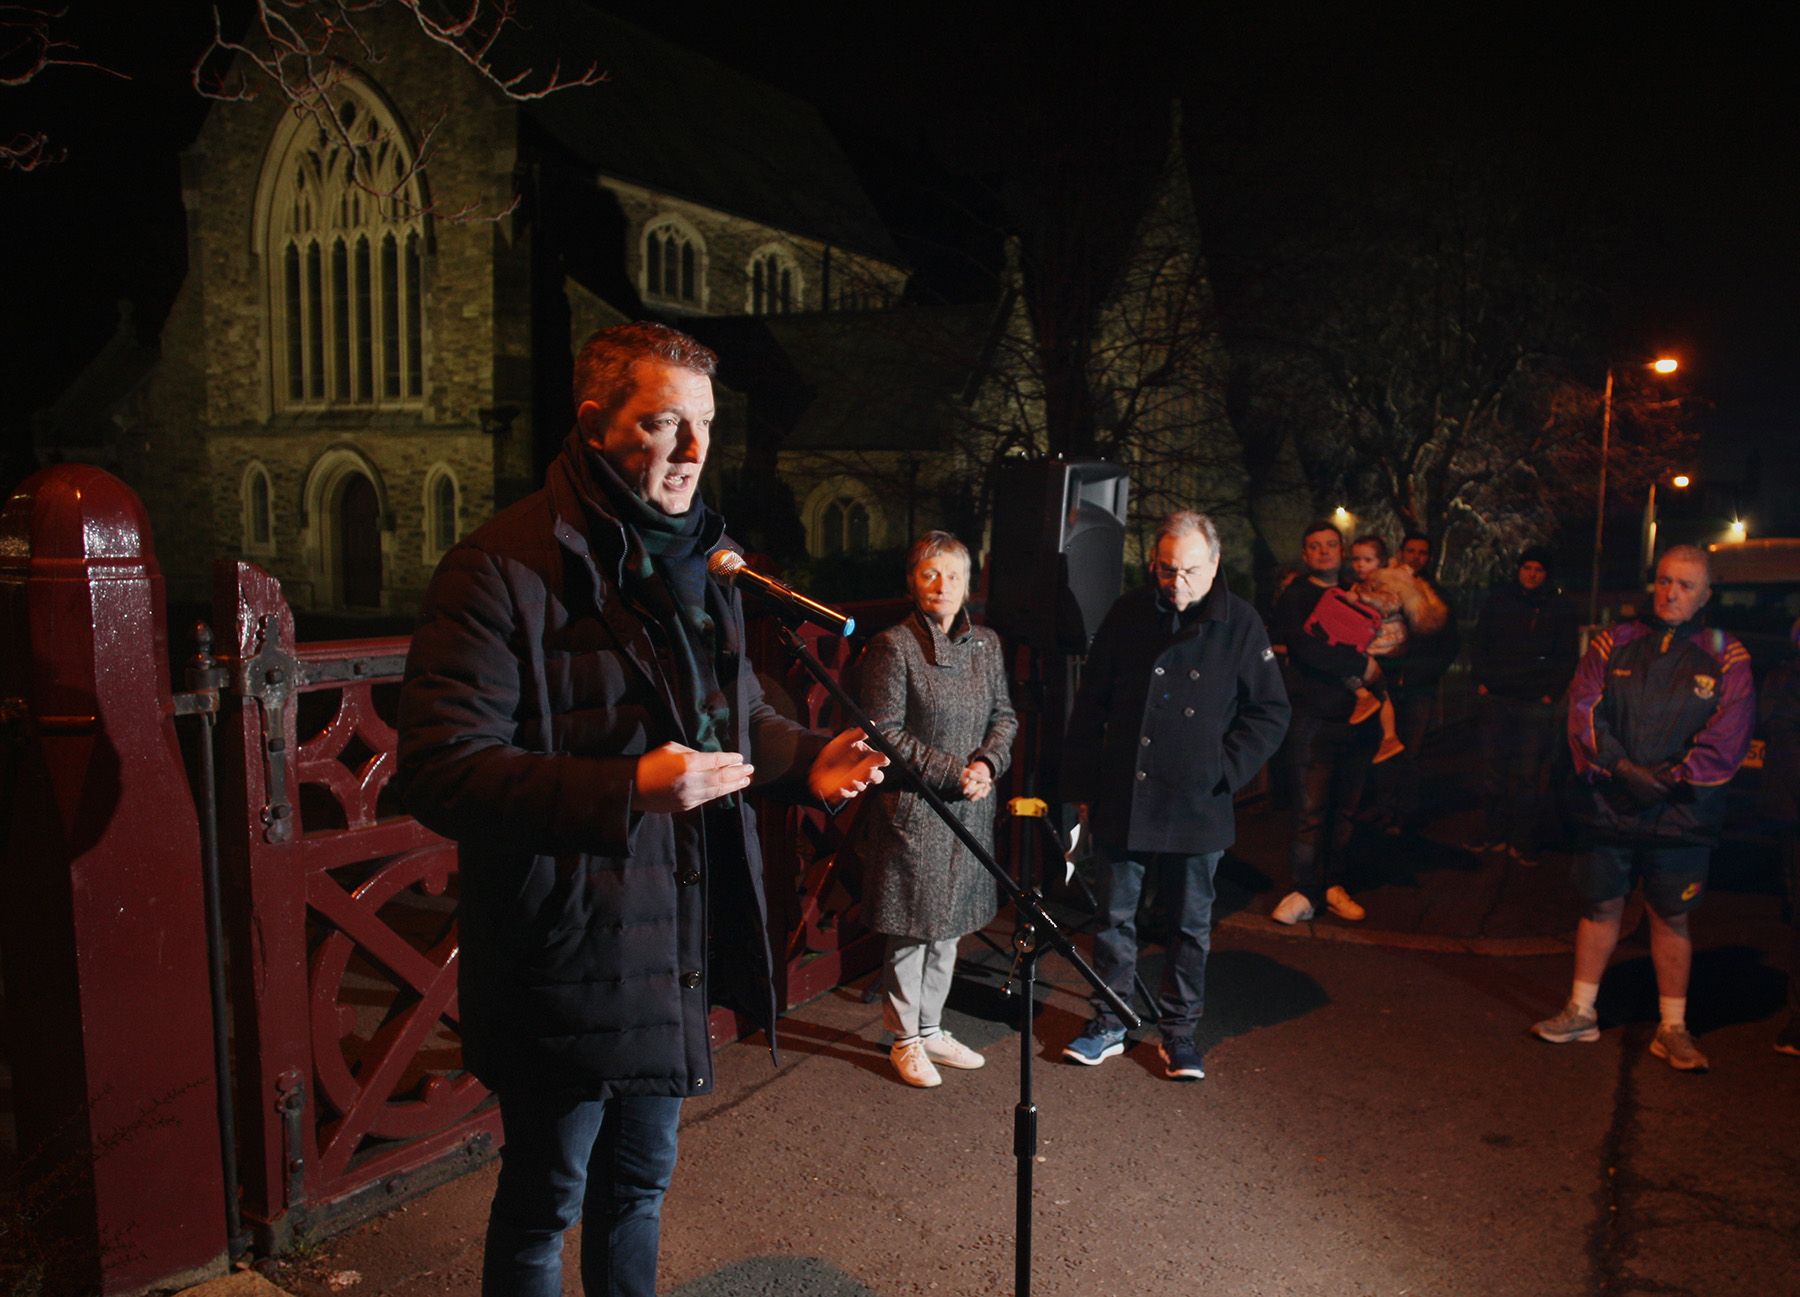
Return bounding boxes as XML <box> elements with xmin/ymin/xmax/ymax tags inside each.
<box><xmin>257</xmin><ymin>78</ymin><xmax>428</xmax><ymax>410</ymax></box>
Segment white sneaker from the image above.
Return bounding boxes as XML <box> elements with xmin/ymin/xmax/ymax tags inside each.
<box><xmin>1325</xmin><ymin>885</ymin><xmax>1366</xmax><ymax>922</ymax></box>
<box><xmin>921</xmin><ymin>1031</ymin><xmax>985</xmax><ymax>1070</ymax></box>
<box><xmin>1271</xmin><ymin>891</ymin><xmax>1314</xmax><ymax>924</ymax></box>
<box><xmin>891</xmin><ymin>1038</ymin><xmax>942</xmax><ymax>1088</ymax></box>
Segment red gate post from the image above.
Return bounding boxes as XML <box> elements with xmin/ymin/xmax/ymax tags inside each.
<box><xmin>0</xmin><ymin>466</ymin><xmax>228</xmax><ymax>1295</ymax></box>
<box><xmin>210</xmin><ymin>559</ymin><xmax>314</xmax><ymax>1248</ymax></box>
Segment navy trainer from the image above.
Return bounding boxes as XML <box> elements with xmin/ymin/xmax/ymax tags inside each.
<box><xmin>1159</xmin><ymin>1037</ymin><xmax>1206</xmax><ymax>1081</ymax></box>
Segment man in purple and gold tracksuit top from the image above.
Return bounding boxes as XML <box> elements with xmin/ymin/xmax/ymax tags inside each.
<box><xmin>1532</xmin><ymin>545</ymin><xmax>1755</xmax><ymax>1072</ymax></box>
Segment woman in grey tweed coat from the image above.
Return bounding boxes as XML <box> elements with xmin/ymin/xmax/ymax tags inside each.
<box><xmin>847</xmin><ymin>531</ymin><xmax>1018</xmax><ymax>1087</ymax></box>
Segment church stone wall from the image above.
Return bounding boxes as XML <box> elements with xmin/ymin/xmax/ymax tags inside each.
<box><xmin>120</xmin><ymin>5</ymin><xmax>526</xmax><ymax>611</ymax></box>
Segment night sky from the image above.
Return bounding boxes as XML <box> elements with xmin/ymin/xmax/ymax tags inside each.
<box><xmin>4</xmin><ymin>3</ymin><xmax>1795</xmax><ymax>510</ymax></box>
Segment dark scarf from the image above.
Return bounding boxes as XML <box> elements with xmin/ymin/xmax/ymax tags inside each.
<box><xmin>579</xmin><ymin>444</ymin><xmax>731</xmax><ymax>755</ymax></box>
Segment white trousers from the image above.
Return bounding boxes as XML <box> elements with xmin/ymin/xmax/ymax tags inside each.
<box><xmin>882</xmin><ymin>935</ymin><xmax>959</xmax><ymax>1042</ymax></box>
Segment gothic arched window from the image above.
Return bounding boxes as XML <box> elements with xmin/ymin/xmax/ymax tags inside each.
<box><xmin>748</xmin><ymin>245</ymin><xmax>801</xmax><ymax>315</ymax></box>
<box><xmin>256</xmin><ymin>79</ymin><xmax>428</xmax><ymax>410</ymax></box>
<box><xmin>821</xmin><ymin>497</ymin><xmax>870</xmax><ymax>554</ymax></box>
<box><xmin>805</xmin><ymin>478</ymin><xmax>884</xmax><ymax>557</ymax></box>
<box><xmin>242</xmin><ymin>462</ymin><xmax>275</xmax><ymax>553</ymax></box>
<box><xmin>423</xmin><ymin>464</ymin><xmax>460</xmax><ymax>559</ymax></box>
<box><xmin>641</xmin><ymin>216</ymin><xmax>704</xmax><ymax>307</ymax></box>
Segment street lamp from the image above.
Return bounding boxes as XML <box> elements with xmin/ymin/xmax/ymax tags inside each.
<box><xmin>1641</xmin><ymin>471</ymin><xmax>1692</xmax><ymax>584</ymax></box>
<box><xmin>1587</xmin><ymin>356</ymin><xmax>1680</xmax><ymax>624</ymax></box>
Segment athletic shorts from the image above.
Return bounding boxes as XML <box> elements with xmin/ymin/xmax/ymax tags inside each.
<box><xmin>1573</xmin><ymin>843</ymin><xmax>1712</xmax><ymax>915</ymax></box>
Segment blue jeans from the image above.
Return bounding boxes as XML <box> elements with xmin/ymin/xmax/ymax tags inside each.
<box><xmin>1090</xmin><ymin>849</ymin><xmax>1222</xmax><ymax>1038</ymax></box>
<box><xmin>483</xmin><ymin>1090</ymin><xmax>683</xmax><ymax>1297</ymax></box>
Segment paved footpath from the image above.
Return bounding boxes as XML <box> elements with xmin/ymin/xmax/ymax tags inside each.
<box><xmin>206</xmin><ymin>725</ymin><xmax>1799</xmax><ymax>1297</ymax></box>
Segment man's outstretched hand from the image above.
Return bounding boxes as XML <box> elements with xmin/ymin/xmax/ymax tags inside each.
<box><xmin>809</xmin><ymin>727</ymin><xmax>889</xmax><ymax>804</ymax></box>
<box><xmin>635</xmin><ymin>742</ymin><xmax>754</xmax><ymax>813</ymax></box>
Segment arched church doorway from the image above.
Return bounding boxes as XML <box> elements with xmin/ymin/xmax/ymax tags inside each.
<box><xmin>340</xmin><ymin>473</ymin><xmax>383</xmax><ymax>608</ymax></box>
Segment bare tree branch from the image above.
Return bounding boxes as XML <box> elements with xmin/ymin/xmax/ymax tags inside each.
<box><xmin>0</xmin><ymin>4</ymin><xmax>127</xmax><ymax>87</ymax></box>
<box><xmin>192</xmin><ymin>0</ymin><xmax>606</xmax><ymax>221</ymax></box>
<box><xmin>0</xmin><ymin>5</ymin><xmax>128</xmax><ymax>169</ymax></box>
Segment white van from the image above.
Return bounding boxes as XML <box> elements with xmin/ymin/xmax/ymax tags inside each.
<box><xmin>1705</xmin><ymin>537</ymin><xmax>1800</xmax><ymax>681</ymax></box>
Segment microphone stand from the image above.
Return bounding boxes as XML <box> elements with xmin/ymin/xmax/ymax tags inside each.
<box><xmin>771</xmin><ymin>621</ymin><xmax>1140</xmax><ymax>1297</ymax></box>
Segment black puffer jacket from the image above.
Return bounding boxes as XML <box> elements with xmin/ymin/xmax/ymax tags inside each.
<box><xmin>398</xmin><ymin>437</ymin><xmax>823</xmax><ymax>1098</ymax></box>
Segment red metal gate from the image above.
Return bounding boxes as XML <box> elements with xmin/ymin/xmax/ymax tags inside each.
<box><xmin>210</xmin><ymin>561</ymin><xmax>888</xmax><ymax>1248</ymax></box>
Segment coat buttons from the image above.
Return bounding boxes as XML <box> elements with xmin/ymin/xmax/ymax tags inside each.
<box><xmin>693</xmin><ymin>1076</ymin><xmax>706</xmax><ymax>1089</ymax></box>
<box><xmin>1141</xmin><ymin>736</ymin><xmax>1152</xmax><ymax>746</ymax></box>
<box><xmin>1136</xmin><ymin>770</ymin><xmax>1148</xmax><ymax>780</ymax></box>
<box><xmin>1184</xmin><ymin>707</ymin><xmax>1195</xmax><ymax>717</ymax></box>
<box><xmin>1189</xmin><ymin>668</ymin><xmax>1201</xmax><ymax>679</ymax></box>
<box><xmin>1153</xmin><ymin>666</ymin><xmax>1166</xmax><ymax>675</ymax></box>
<box><xmin>681</xmin><ymin>971</ymin><xmax>702</xmax><ymax>989</ymax></box>
<box><xmin>678</xmin><ymin>868</ymin><xmax>701</xmax><ymax>886</ymax></box>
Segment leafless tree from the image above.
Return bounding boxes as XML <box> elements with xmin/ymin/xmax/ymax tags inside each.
<box><xmin>1</xmin><ymin>4</ymin><xmax>127</xmax><ymax>170</ymax></box>
<box><xmin>192</xmin><ymin>0</ymin><xmax>605</xmax><ymax>220</ymax></box>
<box><xmin>1231</xmin><ymin>157</ymin><xmax>1694</xmax><ymax>587</ymax></box>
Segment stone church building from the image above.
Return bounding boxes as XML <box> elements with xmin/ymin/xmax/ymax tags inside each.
<box><xmin>42</xmin><ymin>5</ymin><xmax>922</xmax><ymax>614</ymax></box>
<box><xmin>36</xmin><ymin>6</ymin><xmax>1286</xmax><ymax>614</ymax></box>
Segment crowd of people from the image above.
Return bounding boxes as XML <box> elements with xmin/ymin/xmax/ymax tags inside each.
<box><xmin>395</xmin><ymin>320</ymin><xmax>1793</xmax><ymax>1297</ymax></box>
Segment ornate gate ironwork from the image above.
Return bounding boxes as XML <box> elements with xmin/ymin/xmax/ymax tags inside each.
<box><xmin>213</xmin><ymin>561</ymin><xmax>495</xmax><ymax>1248</ymax></box>
<box><xmin>211</xmin><ymin>562</ymin><xmax>892</xmax><ymax>1247</ymax></box>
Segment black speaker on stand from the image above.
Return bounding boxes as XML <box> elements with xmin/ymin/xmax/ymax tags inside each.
<box><xmin>984</xmin><ymin>458</ymin><xmax>1131</xmax><ymax>655</ymax></box>
<box><xmin>982</xmin><ymin>458</ymin><xmax>1130</xmax><ymax>834</ymax></box>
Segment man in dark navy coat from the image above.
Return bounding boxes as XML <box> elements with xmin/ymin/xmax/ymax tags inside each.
<box><xmin>399</xmin><ymin>322</ymin><xmax>885</xmax><ymax>1297</ymax></box>
<box><xmin>1060</xmin><ymin>511</ymin><xmax>1290</xmax><ymax>1080</ymax></box>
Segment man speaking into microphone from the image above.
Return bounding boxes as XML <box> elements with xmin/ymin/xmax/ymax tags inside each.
<box><xmin>399</xmin><ymin>321</ymin><xmax>886</xmax><ymax>1297</ymax></box>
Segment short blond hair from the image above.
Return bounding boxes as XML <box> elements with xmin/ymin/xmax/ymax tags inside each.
<box><xmin>907</xmin><ymin>529</ymin><xmax>971</xmax><ymax>575</ymax></box>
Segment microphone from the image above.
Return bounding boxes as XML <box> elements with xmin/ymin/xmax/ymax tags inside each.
<box><xmin>708</xmin><ymin>549</ymin><xmax>856</xmax><ymax>637</ymax></box>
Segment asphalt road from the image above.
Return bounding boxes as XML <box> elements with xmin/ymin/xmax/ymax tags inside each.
<box><xmin>258</xmin><ymin>882</ymin><xmax>1799</xmax><ymax>1297</ymax></box>
<box><xmin>245</xmin><ymin>713</ymin><xmax>1799</xmax><ymax>1297</ymax></box>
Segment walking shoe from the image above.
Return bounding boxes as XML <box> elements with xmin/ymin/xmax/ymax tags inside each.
<box><xmin>1649</xmin><ymin>1023</ymin><xmax>1709</xmax><ymax>1072</ymax></box>
<box><xmin>890</xmin><ymin>1038</ymin><xmax>943</xmax><ymax>1088</ymax></box>
<box><xmin>1349</xmin><ymin>692</ymin><xmax>1381</xmax><ymax>725</ymax></box>
<box><xmin>1506</xmin><ymin>844</ymin><xmax>1540</xmax><ymax>867</ymax></box>
<box><xmin>1373</xmin><ymin>735</ymin><xmax>1406</xmax><ymax>764</ymax></box>
<box><xmin>1324</xmin><ymin>885</ymin><xmax>1366</xmax><ymax>922</ymax></box>
<box><xmin>1271</xmin><ymin>890</ymin><xmax>1315</xmax><ymax>924</ymax></box>
<box><xmin>1062</xmin><ymin>1022</ymin><xmax>1127</xmax><ymax>1066</ymax></box>
<box><xmin>1774</xmin><ymin>1017</ymin><xmax>1800</xmax><ymax>1057</ymax></box>
<box><xmin>921</xmin><ymin>1031</ymin><xmax>985</xmax><ymax>1070</ymax></box>
<box><xmin>1531</xmin><ymin>1002</ymin><xmax>1600</xmax><ymax>1043</ymax></box>
<box><xmin>1159</xmin><ymin>1037</ymin><xmax>1206</xmax><ymax>1082</ymax></box>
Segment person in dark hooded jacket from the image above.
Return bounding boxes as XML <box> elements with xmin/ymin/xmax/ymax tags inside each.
<box><xmin>1468</xmin><ymin>545</ymin><xmax>1581</xmax><ymax>862</ymax></box>
<box><xmin>399</xmin><ymin>322</ymin><xmax>886</xmax><ymax>1297</ymax></box>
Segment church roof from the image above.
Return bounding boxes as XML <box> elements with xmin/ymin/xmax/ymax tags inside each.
<box><xmin>31</xmin><ymin>302</ymin><xmax>156</xmax><ymax>454</ymax></box>
<box><xmin>691</xmin><ymin>304</ymin><xmax>1004</xmax><ymax>453</ymax></box>
<box><xmin>513</xmin><ymin>5</ymin><xmax>904</xmax><ymax>267</ymax></box>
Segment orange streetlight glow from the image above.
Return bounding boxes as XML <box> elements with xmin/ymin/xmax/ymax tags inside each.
<box><xmin>1652</xmin><ymin>357</ymin><xmax>1679</xmax><ymax>374</ymax></box>
<box><xmin>1671</xmin><ymin>474</ymin><xmax>1691</xmax><ymax>489</ymax></box>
